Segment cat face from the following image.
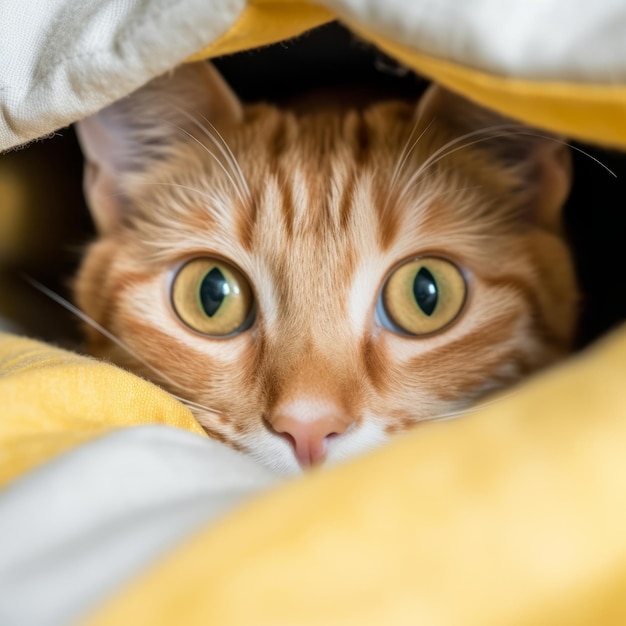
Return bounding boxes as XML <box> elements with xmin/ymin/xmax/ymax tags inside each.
<box><xmin>75</xmin><ymin>62</ymin><xmax>578</xmax><ymax>474</ymax></box>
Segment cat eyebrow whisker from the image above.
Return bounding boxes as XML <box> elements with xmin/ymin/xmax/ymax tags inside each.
<box><xmin>195</xmin><ymin>112</ymin><xmax>252</xmax><ymax>200</ymax></box>
<box><xmin>520</xmin><ymin>132</ymin><xmax>617</xmax><ymax>178</ymax></box>
<box><xmin>164</xmin><ymin>101</ymin><xmax>252</xmax><ymax>206</ymax></box>
<box><xmin>397</xmin><ymin>123</ymin><xmax>518</xmax><ymax>204</ymax></box>
<box><xmin>169</xmin><ymin>395</ymin><xmax>226</xmax><ymax>419</ymax></box>
<box><xmin>389</xmin><ymin>117</ymin><xmax>434</xmax><ymax>196</ymax></box>
<box><xmin>399</xmin><ymin>126</ymin><xmax>617</xmax><ymax>204</ymax></box>
<box><xmin>172</xmin><ymin>123</ymin><xmax>249</xmax><ymax>208</ymax></box>
<box><xmin>430</xmin><ymin>128</ymin><xmax>618</xmax><ymax>181</ymax></box>
<box><xmin>22</xmin><ymin>275</ymin><xmax>225</xmax><ymax>420</ymax></box>
<box><xmin>383</xmin><ymin>117</ymin><xmax>435</xmax><ymax>219</ymax></box>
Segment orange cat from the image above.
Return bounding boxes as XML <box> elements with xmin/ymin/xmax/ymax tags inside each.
<box><xmin>74</xmin><ymin>62</ymin><xmax>578</xmax><ymax>474</ymax></box>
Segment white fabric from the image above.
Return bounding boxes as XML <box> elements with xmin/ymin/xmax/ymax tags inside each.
<box><xmin>333</xmin><ymin>0</ymin><xmax>626</xmax><ymax>83</ymax></box>
<box><xmin>0</xmin><ymin>425</ymin><xmax>277</xmax><ymax>626</ymax></box>
<box><xmin>0</xmin><ymin>0</ymin><xmax>244</xmax><ymax>150</ymax></box>
<box><xmin>2</xmin><ymin>0</ymin><xmax>626</xmax><ymax>151</ymax></box>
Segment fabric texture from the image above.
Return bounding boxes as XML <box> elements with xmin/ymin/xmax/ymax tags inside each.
<box><xmin>0</xmin><ymin>426</ymin><xmax>275</xmax><ymax>626</ymax></box>
<box><xmin>2</xmin><ymin>0</ymin><xmax>626</xmax><ymax>151</ymax></box>
<box><xmin>0</xmin><ymin>0</ymin><xmax>245</xmax><ymax>150</ymax></box>
<box><xmin>0</xmin><ymin>333</ymin><xmax>203</xmax><ymax>486</ymax></box>
<box><xmin>87</xmin><ymin>327</ymin><xmax>626</xmax><ymax>626</ymax></box>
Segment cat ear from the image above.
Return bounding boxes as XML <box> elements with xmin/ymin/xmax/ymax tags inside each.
<box><xmin>75</xmin><ymin>62</ymin><xmax>243</xmax><ymax>234</ymax></box>
<box><xmin>416</xmin><ymin>85</ymin><xmax>572</xmax><ymax>233</ymax></box>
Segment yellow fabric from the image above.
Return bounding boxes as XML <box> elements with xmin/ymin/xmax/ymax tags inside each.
<box><xmin>0</xmin><ymin>333</ymin><xmax>203</xmax><ymax>487</ymax></box>
<box><xmin>88</xmin><ymin>326</ymin><xmax>626</xmax><ymax>626</ymax></box>
<box><xmin>346</xmin><ymin>26</ymin><xmax>626</xmax><ymax>150</ymax></box>
<box><xmin>187</xmin><ymin>0</ymin><xmax>334</xmax><ymax>60</ymax></box>
<box><xmin>186</xmin><ymin>1</ymin><xmax>626</xmax><ymax>149</ymax></box>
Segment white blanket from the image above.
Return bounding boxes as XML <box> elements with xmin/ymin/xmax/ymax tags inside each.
<box><xmin>0</xmin><ymin>426</ymin><xmax>276</xmax><ymax>626</ymax></box>
<box><xmin>2</xmin><ymin>0</ymin><xmax>626</xmax><ymax>151</ymax></box>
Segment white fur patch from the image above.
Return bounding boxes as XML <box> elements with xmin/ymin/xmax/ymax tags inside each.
<box><xmin>273</xmin><ymin>397</ymin><xmax>341</xmax><ymax>425</ymax></box>
<box><xmin>325</xmin><ymin>420</ymin><xmax>389</xmax><ymax>466</ymax></box>
<box><xmin>346</xmin><ymin>256</ymin><xmax>387</xmax><ymax>333</ymax></box>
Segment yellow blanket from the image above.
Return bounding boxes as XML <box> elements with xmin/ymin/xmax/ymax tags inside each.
<box><xmin>3</xmin><ymin>329</ymin><xmax>626</xmax><ymax>625</ymax></box>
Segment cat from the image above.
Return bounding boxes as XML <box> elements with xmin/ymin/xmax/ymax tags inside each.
<box><xmin>74</xmin><ymin>61</ymin><xmax>578</xmax><ymax>474</ymax></box>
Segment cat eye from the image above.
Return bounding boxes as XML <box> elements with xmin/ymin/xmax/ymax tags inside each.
<box><xmin>171</xmin><ymin>258</ymin><xmax>254</xmax><ymax>336</ymax></box>
<box><xmin>379</xmin><ymin>257</ymin><xmax>467</xmax><ymax>336</ymax></box>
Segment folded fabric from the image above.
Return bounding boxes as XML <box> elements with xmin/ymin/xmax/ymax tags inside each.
<box><xmin>3</xmin><ymin>328</ymin><xmax>626</xmax><ymax>624</ymax></box>
<box><xmin>0</xmin><ymin>332</ymin><xmax>202</xmax><ymax>486</ymax></box>
<box><xmin>83</xmin><ymin>326</ymin><xmax>626</xmax><ymax>625</ymax></box>
<box><xmin>3</xmin><ymin>326</ymin><xmax>626</xmax><ymax>624</ymax></box>
<box><xmin>2</xmin><ymin>0</ymin><xmax>626</xmax><ymax>151</ymax></box>
<box><xmin>0</xmin><ymin>426</ymin><xmax>276</xmax><ymax>626</ymax></box>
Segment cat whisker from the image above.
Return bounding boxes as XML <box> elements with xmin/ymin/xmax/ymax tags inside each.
<box><xmin>185</xmin><ymin>113</ymin><xmax>258</xmax><ymax>231</ymax></box>
<box><xmin>22</xmin><ymin>276</ymin><xmax>225</xmax><ymax>420</ymax></box>
<box><xmin>196</xmin><ymin>112</ymin><xmax>252</xmax><ymax>200</ymax></box>
<box><xmin>388</xmin><ymin>117</ymin><xmax>434</xmax><ymax>197</ymax></box>
<box><xmin>420</xmin><ymin>407</ymin><xmax>471</xmax><ymax>423</ymax></box>
<box><xmin>429</xmin><ymin>128</ymin><xmax>617</xmax><ymax>182</ymax></box>
<box><xmin>398</xmin><ymin>125</ymin><xmax>617</xmax><ymax>203</ymax></box>
<box><xmin>172</xmin><ymin>123</ymin><xmax>249</xmax><ymax>208</ymax></box>
<box><xmin>170</xmin><ymin>395</ymin><xmax>225</xmax><ymax>418</ymax></box>
<box><xmin>164</xmin><ymin>101</ymin><xmax>251</xmax><ymax>206</ymax></box>
<box><xmin>421</xmin><ymin>388</ymin><xmax>519</xmax><ymax>423</ymax></box>
<box><xmin>397</xmin><ymin>123</ymin><xmax>518</xmax><ymax>203</ymax></box>
<box><xmin>170</xmin><ymin>102</ymin><xmax>251</xmax><ymax>196</ymax></box>
<box><xmin>525</xmin><ymin>133</ymin><xmax>617</xmax><ymax>178</ymax></box>
<box><xmin>23</xmin><ymin>276</ymin><xmax>181</xmax><ymax>390</ymax></box>
<box><xmin>383</xmin><ymin>117</ymin><xmax>435</xmax><ymax>220</ymax></box>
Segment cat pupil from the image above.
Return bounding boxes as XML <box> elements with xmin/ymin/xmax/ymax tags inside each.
<box><xmin>200</xmin><ymin>267</ymin><xmax>230</xmax><ymax>317</ymax></box>
<box><xmin>413</xmin><ymin>267</ymin><xmax>438</xmax><ymax>316</ymax></box>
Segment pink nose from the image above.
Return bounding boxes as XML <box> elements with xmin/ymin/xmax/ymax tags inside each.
<box><xmin>269</xmin><ymin>402</ymin><xmax>352</xmax><ymax>467</ymax></box>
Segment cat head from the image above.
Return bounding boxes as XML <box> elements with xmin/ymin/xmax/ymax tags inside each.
<box><xmin>75</xmin><ymin>61</ymin><xmax>578</xmax><ymax>474</ymax></box>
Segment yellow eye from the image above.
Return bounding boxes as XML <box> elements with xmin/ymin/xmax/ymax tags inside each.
<box><xmin>171</xmin><ymin>258</ymin><xmax>253</xmax><ymax>336</ymax></box>
<box><xmin>381</xmin><ymin>257</ymin><xmax>467</xmax><ymax>336</ymax></box>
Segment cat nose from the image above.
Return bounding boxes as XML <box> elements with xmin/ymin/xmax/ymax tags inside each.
<box><xmin>271</xmin><ymin>415</ymin><xmax>346</xmax><ymax>467</ymax></box>
<box><xmin>268</xmin><ymin>400</ymin><xmax>352</xmax><ymax>467</ymax></box>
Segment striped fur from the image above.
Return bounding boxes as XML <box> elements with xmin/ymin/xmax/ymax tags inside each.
<box><xmin>75</xmin><ymin>62</ymin><xmax>578</xmax><ymax>474</ymax></box>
